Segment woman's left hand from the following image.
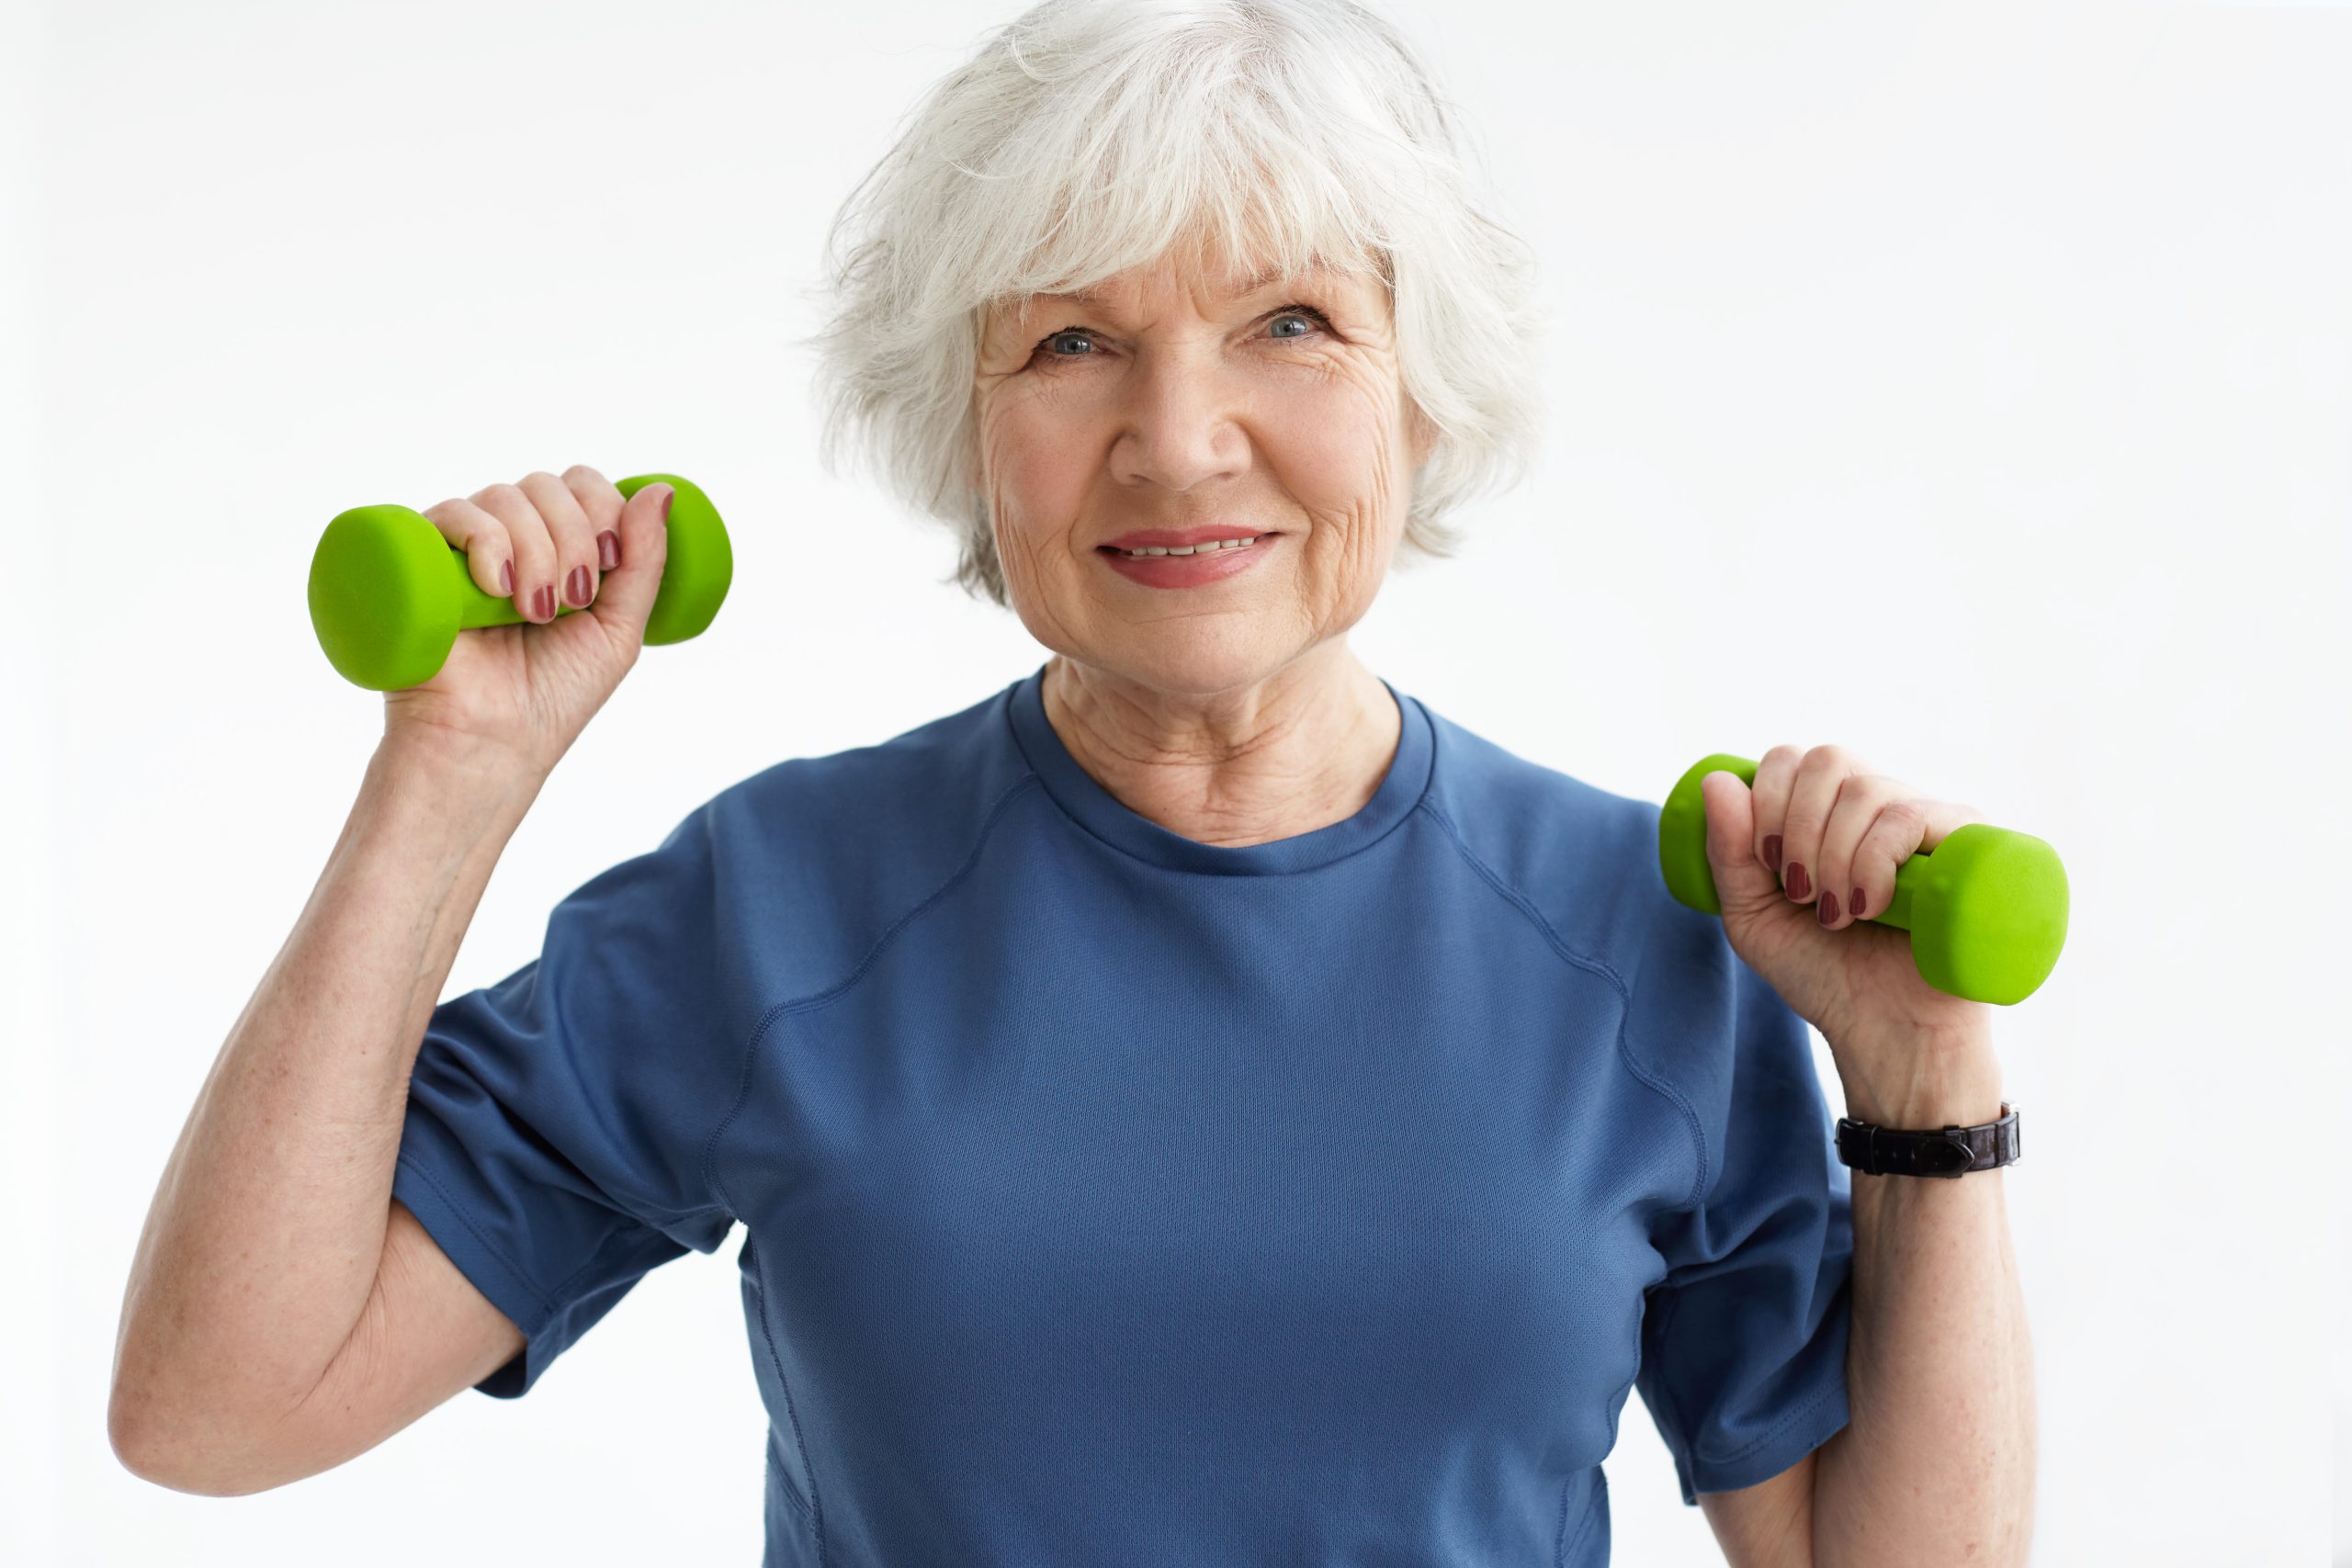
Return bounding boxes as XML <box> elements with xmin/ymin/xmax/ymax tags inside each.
<box><xmin>1698</xmin><ymin>745</ymin><xmax>2001</xmax><ymax>1108</ymax></box>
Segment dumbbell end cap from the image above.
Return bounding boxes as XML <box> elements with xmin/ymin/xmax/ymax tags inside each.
<box><xmin>309</xmin><ymin>505</ymin><xmax>463</xmax><ymax>691</ymax></box>
<box><xmin>1913</xmin><ymin>823</ymin><xmax>2071</xmax><ymax>1005</ymax></box>
<box><xmin>616</xmin><ymin>473</ymin><xmax>732</xmax><ymax>646</ymax></box>
<box><xmin>1658</xmin><ymin>753</ymin><xmax>1758</xmax><ymax>916</ymax></box>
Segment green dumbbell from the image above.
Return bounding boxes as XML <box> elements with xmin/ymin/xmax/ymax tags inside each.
<box><xmin>1658</xmin><ymin>752</ymin><xmax>2069</xmax><ymax>1006</ymax></box>
<box><xmin>307</xmin><ymin>472</ymin><xmax>732</xmax><ymax>691</ymax></box>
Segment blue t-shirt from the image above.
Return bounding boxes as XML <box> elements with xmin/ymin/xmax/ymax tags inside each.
<box><xmin>390</xmin><ymin>660</ymin><xmax>1853</xmax><ymax>1566</ymax></box>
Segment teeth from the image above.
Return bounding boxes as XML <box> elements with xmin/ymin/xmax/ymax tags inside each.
<box><xmin>1116</xmin><ymin>536</ymin><xmax>1259</xmax><ymax>558</ymax></box>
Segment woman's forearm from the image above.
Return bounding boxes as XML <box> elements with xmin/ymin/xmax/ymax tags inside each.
<box><xmin>1811</xmin><ymin>1046</ymin><xmax>2038</xmax><ymax>1566</ymax></box>
<box><xmin>109</xmin><ymin>738</ymin><xmax>541</xmax><ymax>1464</ymax></box>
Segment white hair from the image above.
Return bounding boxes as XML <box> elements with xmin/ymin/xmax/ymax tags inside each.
<box><xmin>795</xmin><ymin>0</ymin><xmax>1551</xmax><ymax>609</ymax></box>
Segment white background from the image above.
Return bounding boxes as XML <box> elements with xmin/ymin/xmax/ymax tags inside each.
<box><xmin>4</xmin><ymin>0</ymin><xmax>2346</xmax><ymax>1562</ymax></box>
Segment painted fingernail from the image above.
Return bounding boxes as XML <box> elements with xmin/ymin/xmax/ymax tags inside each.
<box><xmin>500</xmin><ymin>558</ymin><xmax>514</xmax><ymax>595</ymax></box>
<box><xmin>1786</xmin><ymin>862</ymin><xmax>1810</xmax><ymax>900</ymax></box>
<box><xmin>535</xmin><ymin>583</ymin><xmax>555</xmax><ymax>620</ymax></box>
<box><xmin>1763</xmin><ymin>834</ymin><xmax>1782</xmax><ymax>874</ymax></box>
<box><xmin>599</xmin><ymin>530</ymin><xmax>620</xmax><ymax>570</ymax></box>
<box><xmin>1850</xmin><ymin>886</ymin><xmax>1866</xmax><ymax>919</ymax></box>
<box><xmin>568</xmin><ymin>565</ymin><xmax>591</xmax><ymax>606</ymax></box>
<box><xmin>1818</xmin><ymin>888</ymin><xmax>1840</xmax><ymax>927</ymax></box>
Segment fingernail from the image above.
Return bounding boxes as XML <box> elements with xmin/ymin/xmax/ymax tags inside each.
<box><xmin>568</xmin><ymin>565</ymin><xmax>591</xmax><ymax>606</ymax></box>
<box><xmin>598</xmin><ymin>530</ymin><xmax>620</xmax><ymax>570</ymax></box>
<box><xmin>535</xmin><ymin>583</ymin><xmax>555</xmax><ymax>620</ymax></box>
<box><xmin>1818</xmin><ymin>888</ymin><xmax>1839</xmax><ymax>927</ymax></box>
<box><xmin>1850</xmin><ymin>886</ymin><xmax>1866</xmax><ymax>919</ymax></box>
<box><xmin>500</xmin><ymin>558</ymin><xmax>514</xmax><ymax>595</ymax></box>
<box><xmin>661</xmin><ymin>486</ymin><xmax>674</xmax><ymax>523</ymax></box>
<box><xmin>1786</xmin><ymin>862</ymin><xmax>1810</xmax><ymax>900</ymax></box>
<box><xmin>1763</xmin><ymin>834</ymin><xmax>1782</xmax><ymax>874</ymax></box>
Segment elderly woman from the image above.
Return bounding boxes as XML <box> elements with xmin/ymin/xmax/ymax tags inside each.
<box><xmin>111</xmin><ymin>0</ymin><xmax>2034</xmax><ymax>1562</ymax></box>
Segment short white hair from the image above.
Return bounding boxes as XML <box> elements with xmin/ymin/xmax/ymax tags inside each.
<box><xmin>796</xmin><ymin>0</ymin><xmax>1551</xmax><ymax>609</ymax></box>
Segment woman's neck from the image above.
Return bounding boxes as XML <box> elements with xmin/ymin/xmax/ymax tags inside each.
<box><xmin>1039</xmin><ymin>647</ymin><xmax>1401</xmax><ymax>849</ymax></box>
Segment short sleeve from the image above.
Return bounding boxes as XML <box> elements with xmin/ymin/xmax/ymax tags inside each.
<box><xmin>1633</xmin><ymin>949</ymin><xmax>1855</xmax><ymax>1506</ymax></box>
<box><xmin>390</xmin><ymin>803</ymin><xmax>740</xmax><ymax>1399</ymax></box>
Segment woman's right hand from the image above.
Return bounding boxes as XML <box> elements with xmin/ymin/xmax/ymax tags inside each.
<box><xmin>380</xmin><ymin>464</ymin><xmax>675</xmax><ymax>778</ymax></box>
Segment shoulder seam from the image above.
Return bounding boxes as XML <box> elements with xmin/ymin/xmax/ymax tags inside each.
<box><xmin>1413</xmin><ymin>796</ymin><xmax>1710</xmax><ymax>1210</ymax></box>
<box><xmin>697</xmin><ymin>772</ymin><xmax>1050</xmax><ymax>1220</ymax></box>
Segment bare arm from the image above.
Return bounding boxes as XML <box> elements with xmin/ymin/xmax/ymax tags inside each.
<box><xmin>107</xmin><ymin>737</ymin><xmax>540</xmax><ymax>1495</ymax></box>
<box><xmin>107</xmin><ymin>465</ymin><xmax>674</xmax><ymax>1495</ymax></box>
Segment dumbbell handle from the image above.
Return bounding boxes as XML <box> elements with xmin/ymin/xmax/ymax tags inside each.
<box><xmin>434</xmin><ymin>474</ymin><xmax>707</xmax><ymax>633</ymax></box>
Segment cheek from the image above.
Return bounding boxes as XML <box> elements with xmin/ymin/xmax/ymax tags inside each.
<box><xmin>978</xmin><ymin>412</ymin><xmax>1102</xmax><ymax>605</ymax></box>
<box><xmin>987</xmin><ymin>402</ymin><xmax>1093</xmax><ymax>519</ymax></box>
<box><xmin>1271</xmin><ymin>371</ymin><xmax>1404</xmax><ymax>513</ymax></box>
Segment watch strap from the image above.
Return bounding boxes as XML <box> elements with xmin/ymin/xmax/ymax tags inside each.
<box><xmin>1837</xmin><ymin>1100</ymin><xmax>2020</xmax><ymax>1179</ymax></box>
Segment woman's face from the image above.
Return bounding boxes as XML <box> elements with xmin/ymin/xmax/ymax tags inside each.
<box><xmin>971</xmin><ymin>247</ymin><xmax>1436</xmax><ymax>697</ymax></box>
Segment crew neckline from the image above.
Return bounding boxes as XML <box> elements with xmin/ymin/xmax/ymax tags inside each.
<box><xmin>1003</xmin><ymin>660</ymin><xmax>1434</xmax><ymax>875</ymax></box>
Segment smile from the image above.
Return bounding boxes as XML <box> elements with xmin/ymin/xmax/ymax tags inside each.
<box><xmin>1096</xmin><ymin>533</ymin><xmax>1281</xmax><ymax>589</ymax></box>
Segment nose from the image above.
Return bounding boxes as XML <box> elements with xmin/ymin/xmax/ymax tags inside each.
<box><xmin>1110</xmin><ymin>346</ymin><xmax>1250</xmax><ymax>495</ymax></box>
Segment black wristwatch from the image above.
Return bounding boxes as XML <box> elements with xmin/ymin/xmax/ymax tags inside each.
<box><xmin>1837</xmin><ymin>1101</ymin><xmax>2021</xmax><ymax>1179</ymax></box>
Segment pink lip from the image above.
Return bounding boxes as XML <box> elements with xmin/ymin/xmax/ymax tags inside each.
<box><xmin>1101</xmin><ymin>525</ymin><xmax>1279</xmax><ymax>550</ymax></box>
<box><xmin>1097</xmin><ymin>531</ymin><xmax>1279</xmax><ymax>589</ymax></box>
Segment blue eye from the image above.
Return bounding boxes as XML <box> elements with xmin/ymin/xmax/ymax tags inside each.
<box><xmin>1265</xmin><ymin>305</ymin><xmax>1329</xmax><ymax>338</ymax></box>
<box><xmin>1035</xmin><ymin>303</ymin><xmax>1330</xmax><ymax>361</ymax></box>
